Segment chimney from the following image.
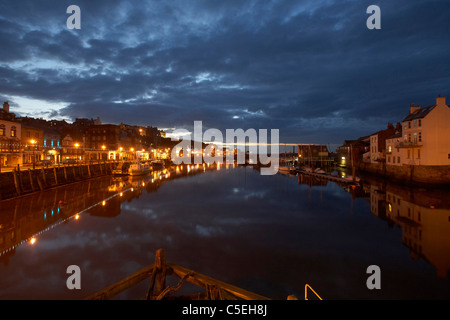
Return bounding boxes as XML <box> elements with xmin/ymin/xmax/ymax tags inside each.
<box><xmin>436</xmin><ymin>95</ymin><xmax>446</xmax><ymax>107</ymax></box>
<box><xmin>3</xmin><ymin>101</ymin><xmax>9</xmax><ymax>113</ymax></box>
<box><xmin>409</xmin><ymin>103</ymin><xmax>420</xmax><ymax>114</ymax></box>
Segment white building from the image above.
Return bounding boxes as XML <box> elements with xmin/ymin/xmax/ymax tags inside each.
<box><xmin>0</xmin><ymin>119</ymin><xmax>22</xmax><ymax>166</ymax></box>
<box><xmin>390</xmin><ymin>95</ymin><xmax>450</xmax><ymax>166</ymax></box>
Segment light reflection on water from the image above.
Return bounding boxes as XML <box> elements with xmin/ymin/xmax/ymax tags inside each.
<box><xmin>0</xmin><ymin>164</ymin><xmax>449</xmax><ymax>299</ymax></box>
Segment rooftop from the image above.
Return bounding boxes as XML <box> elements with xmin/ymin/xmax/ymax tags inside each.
<box><xmin>402</xmin><ymin>105</ymin><xmax>435</xmax><ymax>122</ymax></box>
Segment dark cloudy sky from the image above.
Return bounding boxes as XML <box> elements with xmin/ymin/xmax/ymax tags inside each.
<box><xmin>1</xmin><ymin>0</ymin><xmax>449</xmax><ymax>149</ymax></box>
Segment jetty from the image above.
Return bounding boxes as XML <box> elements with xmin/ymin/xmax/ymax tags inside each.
<box><xmin>0</xmin><ymin>162</ymin><xmax>117</xmax><ymax>201</ymax></box>
<box><xmin>295</xmin><ymin>169</ymin><xmax>359</xmax><ymax>185</ymax></box>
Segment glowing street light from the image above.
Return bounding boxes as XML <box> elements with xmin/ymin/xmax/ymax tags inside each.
<box><xmin>30</xmin><ymin>139</ymin><xmax>37</xmax><ymax>169</ymax></box>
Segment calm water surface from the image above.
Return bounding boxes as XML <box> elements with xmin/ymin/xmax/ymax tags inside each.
<box><xmin>0</xmin><ymin>164</ymin><xmax>449</xmax><ymax>299</ymax></box>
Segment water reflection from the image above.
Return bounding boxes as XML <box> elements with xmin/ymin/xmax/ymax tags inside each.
<box><xmin>294</xmin><ymin>171</ymin><xmax>450</xmax><ymax>280</ymax></box>
<box><xmin>1</xmin><ymin>164</ymin><xmax>449</xmax><ymax>299</ymax></box>
<box><xmin>364</xmin><ymin>181</ymin><xmax>450</xmax><ymax>279</ymax></box>
<box><xmin>0</xmin><ymin>164</ymin><xmax>217</xmax><ymax>265</ymax></box>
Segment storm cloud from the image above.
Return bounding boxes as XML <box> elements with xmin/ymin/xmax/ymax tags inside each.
<box><xmin>1</xmin><ymin>0</ymin><xmax>449</xmax><ymax>148</ymax></box>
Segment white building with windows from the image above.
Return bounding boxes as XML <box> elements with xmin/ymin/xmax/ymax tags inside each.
<box><xmin>0</xmin><ymin>119</ymin><xmax>22</xmax><ymax>166</ymax></box>
<box><xmin>388</xmin><ymin>95</ymin><xmax>450</xmax><ymax>166</ymax></box>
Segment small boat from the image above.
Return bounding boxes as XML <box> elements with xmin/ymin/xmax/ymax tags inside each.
<box><xmin>278</xmin><ymin>166</ymin><xmax>292</xmax><ymax>174</ymax></box>
<box><xmin>128</xmin><ymin>161</ymin><xmax>151</xmax><ymax>176</ymax></box>
<box><xmin>314</xmin><ymin>168</ymin><xmax>326</xmax><ymax>174</ymax></box>
<box><xmin>343</xmin><ymin>175</ymin><xmax>360</xmax><ymax>183</ymax></box>
<box><xmin>301</xmin><ymin>166</ymin><xmax>313</xmax><ymax>172</ymax></box>
<box><xmin>112</xmin><ymin>162</ymin><xmax>131</xmax><ymax>176</ymax></box>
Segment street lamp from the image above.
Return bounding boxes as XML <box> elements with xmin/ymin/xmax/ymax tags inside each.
<box><xmin>101</xmin><ymin>145</ymin><xmax>106</xmax><ymax>163</ymax></box>
<box><xmin>74</xmin><ymin>143</ymin><xmax>80</xmax><ymax>162</ymax></box>
<box><xmin>30</xmin><ymin>139</ymin><xmax>37</xmax><ymax>169</ymax></box>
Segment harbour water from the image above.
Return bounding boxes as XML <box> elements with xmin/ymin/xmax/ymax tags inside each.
<box><xmin>0</xmin><ymin>164</ymin><xmax>449</xmax><ymax>299</ymax></box>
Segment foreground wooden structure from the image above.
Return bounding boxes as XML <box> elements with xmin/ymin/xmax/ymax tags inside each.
<box><xmin>85</xmin><ymin>249</ymin><xmax>271</xmax><ymax>300</ymax></box>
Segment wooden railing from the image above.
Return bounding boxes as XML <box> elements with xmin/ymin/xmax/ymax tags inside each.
<box><xmin>85</xmin><ymin>249</ymin><xmax>271</xmax><ymax>300</ymax></box>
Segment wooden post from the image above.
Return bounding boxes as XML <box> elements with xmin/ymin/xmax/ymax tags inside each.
<box><xmin>36</xmin><ymin>175</ymin><xmax>44</xmax><ymax>191</ymax></box>
<box><xmin>88</xmin><ymin>164</ymin><xmax>91</xmax><ymax>177</ymax></box>
<box><xmin>13</xmin><ymin>169</ymin><xmax>21</xmax><ymax>195</ymax></box>
<box><xmin>28</xmin><ymin>169</ymin><xmax>35</xmax><ymax>191</ymax></box>
<box><xmin>41</xmin><ymin>168</ymin><xmax>47</xmax><ymax>185</ymax></box>
<box><xmin>155</xmin><ymin>249</ymin><xmax>166</xmax><ymax>294</ymax></box>
<box><xmin>53</xmin><ymin>167</ymin><xmax>58</xmax><ymax>185</ymax></box>
<box><xmin>63</xmin><ymin>166</ymin><xmax>68</xmax><ymax>182</ymax></box>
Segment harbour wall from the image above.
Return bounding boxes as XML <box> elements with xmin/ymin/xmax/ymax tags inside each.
<box><xmin>0</xmin><ymin>163</ymin><xmax>117</xmax><ymax>201</ymax></box>
<box><xmin>358</xmin><ymin>162</ymin><xmax>450</xmax><ymax>186</ymax></box>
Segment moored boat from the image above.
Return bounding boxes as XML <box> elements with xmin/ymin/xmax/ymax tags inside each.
<box><xmin>128</xmin><ymin>161</ymin><xmax>151</xmax><ymax>176</ymax></box>
<box><xmin>112</xmin><ymin>162</ymin><xmax>131</xmax><ymax>176</ymax></box>
<box><xmin>343</xmin><ymin>175</ymin><xmax>360</xmax><ymax>183</ymax></box>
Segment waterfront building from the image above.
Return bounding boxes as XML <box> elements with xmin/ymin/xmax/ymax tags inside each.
<box><xmin>297</xmin><ymin>144</ymin><xmax>331</xmax><ymax>169</ymax></box>
<box><xmin>385</xmin><ymin>132</ymin><xmax>403</xmax><ymax>166</ymax></box>
<box><xmin>391</xmin><ymin>95</ymin><xmax>450</xmax><ymax>166</ymax></box>
<box><xmin>85</xmin><ymin>124</ymin><xmax>121</xmax><ymax>161</ymax></box>
<box><xmin>61</xmin><ymin>134</ymin><xmax>84</xmax><ymax>162</ymax></box>
<box><xmin>0</xmin><ymin>102</ymin><xmax>21</xmax><ymax>167</ymax></box>
<box><xmin>42</xmin><ymin>128</ymin><xmax>61</xmax><ymax>164</ymax></box>
<box><xmin>368</xmin><ymin>123</ymin><xmax>399</xmax><ymax>164</ymax></box>
<box><xmin>21</xmin><ymin>125</ymin><xmax>45</xmax><ymax>165</ymax></box>
<box><xmin>336</xmin><ymin>137</ymin><xmax>370</xmax><ymax>167</ymax></box>
<box><xmin>85</xmin><ymin>124</ymin><xmax>148</xmax><ymax>161</ymax></box>
<box><xmin>0</xmin><ymin>119</ymin><xmax>21</xmax><ymax>167</ymax></box>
